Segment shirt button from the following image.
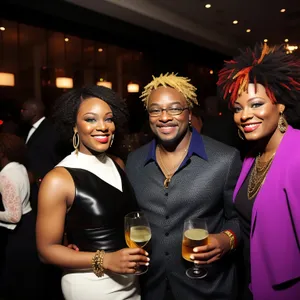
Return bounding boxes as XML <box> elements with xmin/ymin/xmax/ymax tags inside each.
<box><xmin>165</xmin><ymin>251</ymin><xmax>169</xmax><ymax>256</ymax></box>
<box><xmin>165</xmin><ymin>232</ymin><xmax>169</xmax><ymax>236</ymax></box>
<box><xmin>165</xmin><ymin>215</ymin><xmax>169</xmax><ymax>220</ymax></box>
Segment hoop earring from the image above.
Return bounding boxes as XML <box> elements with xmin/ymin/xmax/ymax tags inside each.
<box><xmin>73</xmin><ymin>132</ymin><xmax>80</xmax><ymax>154</ymax></box>
<box><xmin>238</xmin><ymin>129</ymin><xmax>244</xmax><ymax>140</ymax></box>
<box><xmin>278</xmin><ymin>112</ymin><xmax>288</xmax><ymax>133</ymax></box>
<box><xmin>110</xmin><ymin>134</ymin><xmax>114</xmax><ymax>148</ymax></box>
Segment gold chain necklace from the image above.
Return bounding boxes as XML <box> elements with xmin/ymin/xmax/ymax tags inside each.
<box><xmin>248</xmin><ymin>153</ymin><xmax>275</xmax><ymax>200</ymax></box>
<box><xmin>157</xmin><ymin>136</ymin><xmax>191</xmax><ymax>188</ymax></box>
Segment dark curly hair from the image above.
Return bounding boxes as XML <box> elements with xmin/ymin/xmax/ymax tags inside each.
<box><xmin>217</xmin><ymin>43</ymin><xmax>300</xmax><ymax>125</ymax></box>
<box><xmin>0</xmin><ymin>133</ymin><xmax>26</xmax><ymax>164</ymax></box>
<box><xmin>51</xmin><ymin>85</ymin><xmax>129</xmax><ymax>148</ymax></box>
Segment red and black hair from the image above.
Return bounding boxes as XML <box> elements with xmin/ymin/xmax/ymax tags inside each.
<box><xmin>217</xmin><ymin>43</ymin><xmax>300</xmax><ymax>124</ymax></box>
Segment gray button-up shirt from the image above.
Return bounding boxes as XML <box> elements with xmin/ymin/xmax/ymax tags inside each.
<box><xmin>126</xmin><ymin>130</ymin><xmax>242</xmax><ymax>300</ymax></box>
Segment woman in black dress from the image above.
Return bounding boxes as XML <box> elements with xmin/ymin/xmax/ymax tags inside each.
<box><xmin>36</xmin><ymin>86</ymin><xmax>149</xmax><ymax>300</ymax></box>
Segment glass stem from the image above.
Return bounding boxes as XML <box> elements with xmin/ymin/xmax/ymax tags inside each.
<box><xmin>193</xmin><ymin>263</ymin><xmax>201</xmax><ymax>275</ymax></box>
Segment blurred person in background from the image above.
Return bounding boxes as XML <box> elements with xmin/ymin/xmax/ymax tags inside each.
<box><xmin>0</xmin><ymin>133</ymin><xmax>42</xmax><ymax>300</ymax></box>
<box><xmin>21</xmin><ymin>98</ymin><xmax>67</xmax><ymax>213</ymax></box>
<box><xmin>21</xmin><ymin>98</ymin><xmax>68</xmax><ymax>299</ymax></box>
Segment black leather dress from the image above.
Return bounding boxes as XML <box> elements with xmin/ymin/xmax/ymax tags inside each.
<box><xmin>64</xmin><ymin>166</ymin><xmax>139</xmax><ymax>252</ymax></box>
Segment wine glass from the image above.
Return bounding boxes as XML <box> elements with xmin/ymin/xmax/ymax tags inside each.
<box><xmin>182</xmin><ymin>218</ymin><xmax>208</xmax><ymax>279</ymax></box>
<box><xmin>124</xmin><ymin>211</ymin><xmax>151</xmax><ymax>275</ymax></box>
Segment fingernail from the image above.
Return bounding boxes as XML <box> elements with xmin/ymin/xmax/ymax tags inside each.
<box><xmin>190</xmin><ymin>255</ymin><xmax>194</xmax><ymax>260</ymax></box>
<box><xmin>145</xmin><ymin>263</ymin><xmax>149</xmax><ymax>266</ymax></box>
<box><xmin>193</xmin><ymin>248</ymin><xmax>198</xmax><ymax>252</ymax></box>
<box><xmin>147</xmin><ymin>258</ymin><xmax>150</xmax><ymax>261</ymax></box>
<box><xmin>145</xmin><ymin>252</ymin><xmax>149</xmax><ymax>256</ymax></box>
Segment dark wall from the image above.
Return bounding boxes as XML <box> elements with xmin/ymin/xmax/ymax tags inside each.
<box><xmin>0</xmin><ymin>0</ymin><xmax>228</xmax><ymax>70</ymax></box>
<box><xmin>0</xmin><ymin>0</ymin><xmax>228</xmax><ymax>134</ymax></box>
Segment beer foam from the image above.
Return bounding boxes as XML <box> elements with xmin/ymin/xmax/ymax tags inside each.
<box><xmin>130</xmin><ymin>226</ymin><xmax>151</xmax><ymax>242</ymax></box>
<box><xmin>184</xmin><ymin>228</ymin><xmax>208</xmax><ymax>240</ymax></box>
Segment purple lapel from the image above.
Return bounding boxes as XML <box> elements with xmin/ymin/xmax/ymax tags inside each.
<box><xmin>233</xmin><ymin>126</ymin><xmax>294</xmax><ymax>203</ymax></box>
<box><xmin>233</xmin><ymin>157</ymin><xmax>254</xmax><ymax>201</ymax></box>
<box><xmin>250</xmin><ymin>126</ymin><xmax>293</xmax><ymax>232</ymax></box>
<box><xmin>233</xmin><ymin>126</ymin><xmax>294</xmax><ymax>236</ymax></box>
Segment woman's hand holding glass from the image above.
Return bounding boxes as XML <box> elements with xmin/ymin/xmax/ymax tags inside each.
<box><xmin>124</xmin><ymin>211</ymin><xmax>151</xmax><ymax>275</ymax></box>
<box><xmin>66</xmin><ymin>244</ymin><xmax>149</xmax><ymax>274</ymax></box>
<box><xmin>103</xmin><ymin>248</ymin><xmax>149</xmax><ymax>274</ymax></box>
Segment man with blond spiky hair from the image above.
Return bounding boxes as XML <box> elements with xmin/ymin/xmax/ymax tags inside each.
<box><xmin>126</xmin><ymin>73</ymin><xmax>242</xmax><ymax>300</ymax></box>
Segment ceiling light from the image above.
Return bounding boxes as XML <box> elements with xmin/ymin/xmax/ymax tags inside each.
<box><xmin>209</xmin><ymin>70</ymin><xmax>214</xmax><ymax>75</ymax></box>
<box><xmin>127</xmin><ymin>83</ymin><xmax>140</xmax><ymax>93</ymax></box>
<box><xmin>97</xmin><ymin>81</ymin><xmax>112</xmax><ymax>89</ymax></box>
<box><xmin>56</xmin><ymin>77</ymin><xmax>73</xmax><ymax>89</ymax></box>
<box><xmin>0</xmin><ymin>72</ymin><xmax>15</xmax><ymax>87</ymax></box>
<box><xmin>284</xmin><ymin>39</ymin><xmax>289</xmax><ymax>43</ymax></box>
<box><xmin>280</xmin><ymin>8</ymin><xmax>286</xmax><ymax>13</ymax></box>
<box><xmin>233</xmin><ymin>20</ymin><xmax>238</xmax><ymax>25</ymax></box>
<box><xmin>98</xmin><ymin>48</ymin><xmax>103</xmax><ymax>52</ymax></box>
<box><xmin>205</xmin><ymin>4</ymin><xmax>211</xmax><ymax>8</ymax></box>
<box><xmin>0</xmin><ymin>27</ymin><xmax>5</xmax><ymax>31</ymax></box>
<box><xmin>285</xmin><ymin>45</ymin><xmax>298</xmax><ymax>54</ymax></box>
<box><xmin>246</xmin><ymin>29</ymin><xmax>251</xmax><ymax>33</ymax></box>
<box><xmin>64</xmin><ymin>37</ymin><xmax>69</xmax><ymax>42</ymax></box>
<box><xmin>264</xmin><ymin>39</ymin><xmax>268</xmax><ymax>43</ymax></box>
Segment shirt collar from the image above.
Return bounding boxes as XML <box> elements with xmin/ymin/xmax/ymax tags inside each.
<box><xmin>144</xmin><ymin>128</ymin><xmax>208</xmax><ymax>165</ymax></box>
<box><xmin>32</xmin><ymin>116</ymin><xmax>45</xmax><ymax>129</ymax></box>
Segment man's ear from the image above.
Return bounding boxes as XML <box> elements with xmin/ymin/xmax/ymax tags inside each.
<box><xmin>188</xmin><ymin>109</ymin><xmax>192</xmax><ymax>122</ymax></box>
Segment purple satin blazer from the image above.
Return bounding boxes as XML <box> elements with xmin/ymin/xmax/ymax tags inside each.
<box><xmin>233</xmin><ymin>126</ymin><xmax>300</xmax><ymax>300</ymax></box>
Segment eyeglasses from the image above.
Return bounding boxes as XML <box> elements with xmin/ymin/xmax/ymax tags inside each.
<box><xmin>148</xmin><ymin>107</ymin><xmax>189</xmax><ymax>117</ymax></box>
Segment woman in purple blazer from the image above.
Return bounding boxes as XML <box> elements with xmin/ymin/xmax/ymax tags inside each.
<box><xmin>217</xmin><ymin>43</ymin><xmax>300</xmax><ymax>300</ymax></box>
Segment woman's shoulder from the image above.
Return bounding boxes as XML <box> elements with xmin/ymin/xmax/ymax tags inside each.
<box><xmin>281</xmin><ymin>127</ymin><xmax>300</xmax><ymax>156</ymax></box>
<box><xmin>41</xmin><ymin>167</ymin><xmax>73</xmax><ymax>191</ymax></box>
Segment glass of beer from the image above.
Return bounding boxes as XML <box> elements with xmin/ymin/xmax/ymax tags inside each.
<box><xmin>124</xmin><ymin>211</ymin><xmax>151</xmax><ymax>275</ymax></box>
<box><xmin>182</xmin><ymin>218</ymin><xmax>208</xmax><ymax>279</ymax></box>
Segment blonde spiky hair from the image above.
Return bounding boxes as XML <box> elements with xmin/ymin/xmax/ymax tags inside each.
<box><xmin>140</xmin><ymin>72</ymin><xmax>198</xmax><ymax>108</ymax></box>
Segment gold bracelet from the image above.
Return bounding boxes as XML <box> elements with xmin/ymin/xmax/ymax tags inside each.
<box><xmin>91</xmin><ymin>250</ymin><xmax>105</xmax><ymax>277</ymax></box>
<box><xmin>222</xmin><ymin>230</ymin><xmax>236</xmax><ymax>251</ymax></box>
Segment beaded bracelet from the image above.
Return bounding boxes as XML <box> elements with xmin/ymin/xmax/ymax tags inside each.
<box><xmin>91</xmin><ymin>250</ymin><xmax>105</xmax><ymax>277</ymax></box>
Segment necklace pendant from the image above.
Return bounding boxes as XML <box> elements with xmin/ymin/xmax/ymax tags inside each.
<box><xmin>164</xmin><ymin>177</ymin><xmax>171</xmax><ymax>188</ymax></box>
